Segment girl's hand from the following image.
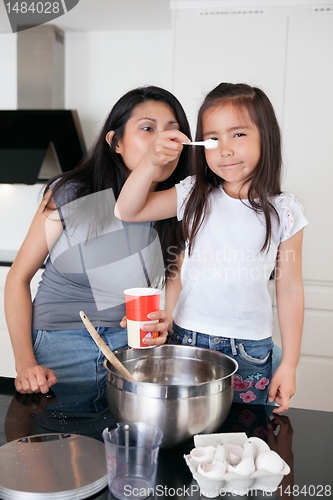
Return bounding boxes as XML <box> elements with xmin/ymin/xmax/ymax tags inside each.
<box><xmin>268</xmin><ymin>364</ymin><xmax>297</xmax><ymax>413</ymax></box>
<box><xmin>120</xmin><ymin>312</ymin><xmax>169</xmax><ymax>347</ymax></box>
<box><xmin>15</xmin><ymin>365</ymin><xmax>57</xmax><ymax>395</ymax></box>
<box><xmin>146</xmin><ymin>130</ymin><xmax>190</xmax><ymax>169</ymax></box>
<box><xmin>115</xmin><ymin>131</ymin><xmax>184</xmax><ymax>223</ymax></box>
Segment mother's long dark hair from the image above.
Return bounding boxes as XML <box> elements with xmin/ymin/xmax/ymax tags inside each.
<box><xmin>44</xmin><ymin>86</ymin><xmax>192</xmax><ymax>277</ymax></box>
<box><xmin>183</xmin><ymin>82</ymin><xmax>282</xmax><ymax>254</ymax></box>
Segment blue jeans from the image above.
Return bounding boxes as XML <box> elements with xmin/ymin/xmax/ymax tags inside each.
<box><xmin>168</xmin><ymin>323</ymin><xmax>273</xmax><ymax>405</ymax></box>
<box><xmin>32</xmin><ymin>326</ymin><xmax>128</xmax><ymax>412</ymax></box>
<box><xmin>272</xmin><ymin>343</ymin><xmax>282</xmax><ymax>374</ymax></box>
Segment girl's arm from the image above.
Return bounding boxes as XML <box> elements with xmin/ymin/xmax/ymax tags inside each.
<box><xmin>268</xmin><ymin>229</ymin><xmax>304</xmax><ymax>413</ymax></box>
<box><xmin>115</xmin><ymin>130</ymin><xmax>189</xmax><ymax>222</ymax></box>
<box><xmin>4</xmin><ymin>192</ymin><xmax>62</xmax><ymax>394</ymax></box>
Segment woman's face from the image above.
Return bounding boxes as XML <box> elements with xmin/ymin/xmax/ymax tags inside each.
<box><xmin>202</xmin><ymin>102</ymin><xmax>261</xmax><ymax>197</ymax></box>
<box><xmin>116</xmin><ymin>101</ymin><xmax>180</xmax><ymax>189</ymax></box>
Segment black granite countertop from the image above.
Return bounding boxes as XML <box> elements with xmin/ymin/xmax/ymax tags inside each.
<box><xmin>0</xmin><ymin>377</ymin><xmax>332</xmax><ymax>499</ymax></box>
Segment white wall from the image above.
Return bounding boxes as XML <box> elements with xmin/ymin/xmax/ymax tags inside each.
<box><xmin>282</xmin><ymin>12</ymin><xmax>333</xmax><ymax>282</ymax></box>
<box><xmin>65</xmin><ymin>30</ymin><xmax>174</xmax><ymax>149</ymax></box>
<box><xmin>173</xmin><ymin>10</ymin><xmax>288</xmax><ymax>133</ymax></box>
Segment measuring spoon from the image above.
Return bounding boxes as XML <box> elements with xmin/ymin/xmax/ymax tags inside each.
<box><xmin>182</xmin><ymin>139</ymin><xmax>218</xmax><ymax>150</ymax></box>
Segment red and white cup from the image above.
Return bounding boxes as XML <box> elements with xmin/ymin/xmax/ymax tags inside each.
<box><xmin>124</xmin><ymin>287</ymin><xmax>161</xmax><ymax>349</ymax></box>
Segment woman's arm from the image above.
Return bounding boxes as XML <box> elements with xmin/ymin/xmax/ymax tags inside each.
<box><xmin>268</xmin><ymin>229</ymin><xmax>304</xmax><ymax>413</ymax></box>
<box><xmin>115</xmin><ymin>129</ymin><xmax>189</xmax><ymax>222</ymax></box>
<box><xmin>4</xmin><ymin>192</ymin><xmax>62</xmax><ymax>394</ymax></box>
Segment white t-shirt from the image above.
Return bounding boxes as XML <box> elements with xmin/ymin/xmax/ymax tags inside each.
<box><xmin>174</xmin><ymin>176</ymin><xmax>308</xmax><ymax>340</ymax></box>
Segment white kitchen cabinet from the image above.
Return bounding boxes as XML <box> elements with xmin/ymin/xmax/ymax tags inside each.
<box><xmin>172</xmin><ymin>7</ymin><xmax>288</xmax><ymax>132</ymax></box>
<box><xmin>274</xmin><ymin>11</ymin><xmax>333</xmax><ymax>412</ymax></box>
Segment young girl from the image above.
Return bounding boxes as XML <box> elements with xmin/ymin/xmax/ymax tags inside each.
<box><xmin>115</xmin><ymin>83</ymin><xmax>308</xmax><ymax>414</ymax></box>
<box><xmin>4</xmin><ymin>86</ymin><xmax>191</xmax><ymax>407</ymax></box>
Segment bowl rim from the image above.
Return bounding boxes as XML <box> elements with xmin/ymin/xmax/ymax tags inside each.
<box><xmin>104</xmin><ymin>344</ymin><xmax>238</xmax><ymax>399</ymax></box>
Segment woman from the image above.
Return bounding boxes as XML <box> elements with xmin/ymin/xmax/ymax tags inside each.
<box><xmin>4</xmin><ymin>86</ymin><xmax>191</xmax><ymax>409</ymax></box>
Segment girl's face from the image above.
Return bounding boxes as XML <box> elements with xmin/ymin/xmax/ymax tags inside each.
<box><xmin>202</xmin><ymin>103</ymin><xmax>261</xmax><ymax>197</ymax></box>
<box><xmin>116</xmin><ymin>101</ymin><xmax>180</xmax><ymax>189</ymax></box>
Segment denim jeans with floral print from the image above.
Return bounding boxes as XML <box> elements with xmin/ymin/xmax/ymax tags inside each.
<box><xmin>168</xmin><ymin>322</ymin><xmax>273</xmax><ymax>405</ymax></box>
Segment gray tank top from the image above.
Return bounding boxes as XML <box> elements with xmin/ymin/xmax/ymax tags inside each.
<box><xmin>32</xmin><ymin>184</ymin><xmax>164</xmax><ymax>330</ymax></box>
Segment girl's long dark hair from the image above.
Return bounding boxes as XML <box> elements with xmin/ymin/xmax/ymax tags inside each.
<box><xmin>183</xmin><ymin>82</ymin><xmax>282</xmax><ymax>254</ymax></box>
<box><xmin>44</xmin><ymin>86</ymin><xmax>192</xmax><ymax>278</ymax></box>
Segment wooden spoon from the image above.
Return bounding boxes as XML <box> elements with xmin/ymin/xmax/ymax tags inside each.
<box><xmin>79</xmin><ymin>310</ymin><xmax>136</xmax><ymax>381</ymax></box>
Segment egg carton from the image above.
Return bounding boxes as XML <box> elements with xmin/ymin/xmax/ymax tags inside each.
<box><xmin>184</xmin><ymin>432</ymin><xmax>290</xmax><ymax>498</ymax></box>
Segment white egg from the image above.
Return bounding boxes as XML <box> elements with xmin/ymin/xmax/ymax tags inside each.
<box><xmin>224</xmin><ymin>443</ymin><xmax>243</xmax><ymax>465</ymax></box>
<box><xmin>198</xmin><ymin>460</ymin><xmax>227</xmax><ymax>479</ymax></box>
<box><xmin>242</xmin><ymin>441</ymin><xmax>257</xmax><ymax>459</ymax></box>
<box><xmin>245</xmin><ymin>437</ymin><xmax>270</xmax><ymax>457</ymax></box>
<box><xmin>255</xmin><ymin>450</ymin><xmax>284</xmax><ymax>473</ymax></box>
<box><xmin>213</xmin><ymin>443</ymin><xmax>228</xmax><ymax>462</ymax></box>
<box><xmin>190</xmin><ymin>446</ymin><xmax>216</xmax><ymax>463</ymax></box>
<box><xmin>228</xmin><ymin>457</ymin><xmax>256</xmax><ymax>476</ymax></box>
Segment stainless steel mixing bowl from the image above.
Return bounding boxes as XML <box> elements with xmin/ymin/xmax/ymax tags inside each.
<box><xmin>104</xmin><ymin>344</ymin><xmax>238</xmax><ymax>448</ymax></box>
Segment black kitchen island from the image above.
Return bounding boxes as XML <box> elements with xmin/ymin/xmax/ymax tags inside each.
<box><xmin>0</xmin><ymin>377</ymin><xmax>332</xmax><ymax>499</ymax></box>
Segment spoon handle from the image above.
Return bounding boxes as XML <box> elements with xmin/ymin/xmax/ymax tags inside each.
<box><xmin>182</xmin><ymin>139</ymin><xmax>218</xmax><ymax>150</ymax></box>
<box><xmin>182</xmin><ymin>141</ymin><xmax>205</xmax><ymax>146</ymax></box>
<box><xmin>79</xmin><ymin>311</ymin><xmax>135</xmax><ymax>381</ymax></box>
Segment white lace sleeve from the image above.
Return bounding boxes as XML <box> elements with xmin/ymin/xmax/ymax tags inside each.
<box><xmin>274</xmin><ymin>193</ymin><xmax>308</xmax><ymax>242</ymax></box>
<box><xmin>175</xmin><ymin>175</ymin><xmax>195</xmax><ymax>221</ymax></box>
